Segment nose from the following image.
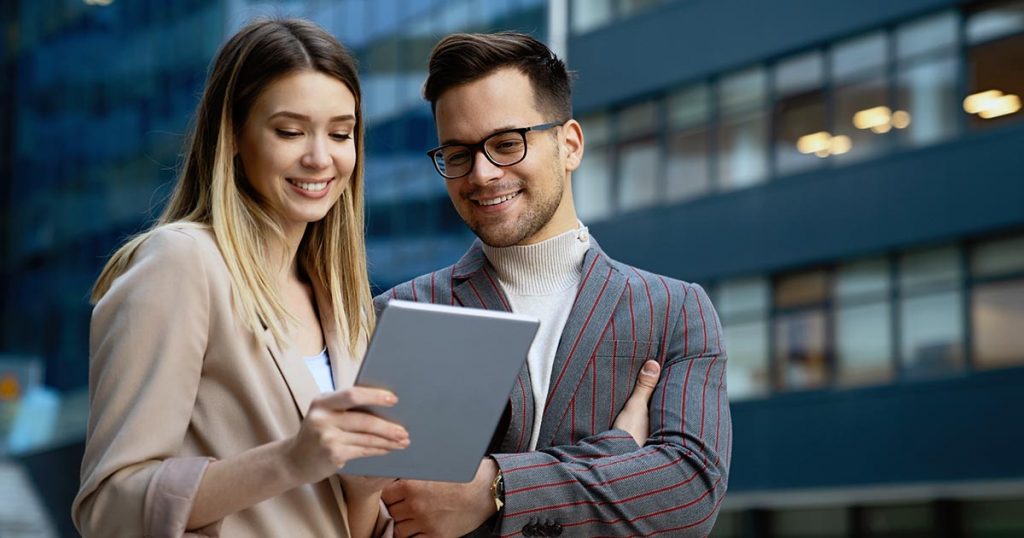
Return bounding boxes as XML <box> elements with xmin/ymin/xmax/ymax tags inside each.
<box><xmin>301</xmin><ymin>136</ymin><xmax>332</xmax><ymax>170</ymax></box>
<box><xmin>465</xmin><ymin>148</ymin><xmax>503</xmax><ymax>186</ymax></box>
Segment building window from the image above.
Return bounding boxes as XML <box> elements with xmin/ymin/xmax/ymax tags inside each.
<box><xmin>831</xmin><ymin>31</ymin><xmax>893</xmax><ymax>163</ymax></box>
<box><xmin>971</xmin><ymin>234</ymin><xmax>1024</xmax><ymax>370</ymax></box>
<box><xmin>862</xmin><ymin>503</ymin><xmax>935</xmax><ymax>536</ymax></box>
<box><xmin>773</xmin><ymin>51</ymin><xmax>830</xmax><ymax>173</ymax></box>
<box><xmin>898</xmin><ymin>246</ymin><xmax>965</xmax><ymax>378</ymax></box>
<box><xmin>666</xmin><ymin>84</ymin><xmax>712</xmax><ymax>202</ymax></box>
<box><xmin>965</xmin><ymin>0</ymin><xmax>1024</xmax><ymax>129</ymax></box>
<box><xmin>717</xmin><ymin>277</ymin><xmax>770</xmax><ymax>400</ymax></box>
<box><xmin>570</xmin><ymin>0</ymin><xmax>614</xmax><ymax>34</ymax></box>
<box><xmin>615</xmin><ymin>100</ymin><xmax>661</xmax><ymax>212</ymax></box>
<box><xmin>963</xmin><ymin>498</ymin><xmax>1024</xmax><ymax>536</ymax></box>
<box><xmin>574</xmin><ymin>113</ymin><xmax>613</xmax><ymax>222</ymax></box>
<box><xmin>835</xmin><ymin>258</ymin><xmax>894</xmax><ymax>387</ymax></box>
<box><xmin>717</xmin><ymin>67</ymin><xmax>768</xmax><ymax>190</ymax></box>
<box><xmin>896</xmin><ymin>11</ymin><xmax>961</xmax><ymax>147</ymax></box>
<box><xmin>773</xmin><ymin>270</ymin><xmax>831</xmax><ymax>391</ymax></box>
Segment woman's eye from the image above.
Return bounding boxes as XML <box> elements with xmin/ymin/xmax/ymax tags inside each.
<box><xmin>275</xmin><ymin>129</ymin><xmax>302</xmax><ymax>138</ymax></box>
<box><xmin>331</xmin><ymin>133</ymin><xmax>352</xmax><ymax>141</ymax></box>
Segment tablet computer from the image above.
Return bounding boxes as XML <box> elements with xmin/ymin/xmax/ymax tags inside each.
<box><xmin>341</xmin><ymin>299</ymin><xmax>539</xmax><ymax>483</ymax></box>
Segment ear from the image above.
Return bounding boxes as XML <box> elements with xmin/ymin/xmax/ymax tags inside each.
<box><xmin>562</xmin><ymin>119</ymin><xmax>584</xmax><ymax>172</ymax></box>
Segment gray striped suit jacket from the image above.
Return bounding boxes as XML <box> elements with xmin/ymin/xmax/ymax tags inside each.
<box><xmin>374</xmin><ymin>238</ymin><xmax>731</xmax><ymax>537</ymax></box>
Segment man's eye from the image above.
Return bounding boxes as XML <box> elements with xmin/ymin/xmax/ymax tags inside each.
<box><xmin>275</xmin><ymin>129</ymin><xmax>301</xmax><ymax>138</ymax></box>
<box><xmin>445</xmin><ymin>151</ymin><xmax>470</xmax><ymax>165</ymax></box>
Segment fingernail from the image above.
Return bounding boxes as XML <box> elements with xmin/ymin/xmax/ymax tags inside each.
<box><xmin>384</xmin><ymin>394</ymin><xmax>397</xmax><ymax>404</ymax></box>
<box><xmin>642</xmin><ymin>362</ymin><xmax>658</xmax><ymax>375</ymax></box>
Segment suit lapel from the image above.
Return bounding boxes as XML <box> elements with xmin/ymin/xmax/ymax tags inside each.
<box><xmin>451</xmin><ymin>241</ymin><xmax>534</xmax><ymax>452</ymax></box>
<box><xmin>262</xmin><ymin>325</ymin><xmax>320</xmax><ymax>419</ymax></box>
<box><xmin>538</xmin><ymin>244</ymin><xmax>627</xmax><ymax>448</ymax></box>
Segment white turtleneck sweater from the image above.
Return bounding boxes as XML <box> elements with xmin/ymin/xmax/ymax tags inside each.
<box><xmin>481</xmin><ymin>224</ymin><xmax>591</xmax><ymax>450</ymax></box>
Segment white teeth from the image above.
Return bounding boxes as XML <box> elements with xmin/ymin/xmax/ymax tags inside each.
<box><xmin>478</xmin><ymin>192</ymin><xmax>518</xmax><ymax>206</ymax></box>
<box><xmin>289</xmin><ymin>179</ymin><xmax>329</xmax><ymax>192</ymax></box>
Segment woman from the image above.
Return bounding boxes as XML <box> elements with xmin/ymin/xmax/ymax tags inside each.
<box><xmin>73</xmin><ymin>19</ymin><xmax>405</xmax><ymax>537</ymax></box>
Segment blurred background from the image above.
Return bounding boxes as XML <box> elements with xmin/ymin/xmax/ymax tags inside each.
<box><xmin>1</xmin><ymin>0</ymin><xmax>1023</xmax><ymax>536</ymax></box>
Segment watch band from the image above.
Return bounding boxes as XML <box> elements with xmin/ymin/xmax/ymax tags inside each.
<box><xmin>490</xmin><ymin>469</ymin><xmax>505</xmax><ymax>513</ymax></box>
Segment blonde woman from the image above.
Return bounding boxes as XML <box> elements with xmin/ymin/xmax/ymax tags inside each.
<box><xmin>72</xmin><ymin>19</ymin><xmax>406</xmax><ymax>537</ymax></box>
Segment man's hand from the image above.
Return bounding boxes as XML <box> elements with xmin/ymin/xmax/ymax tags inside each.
<box><xmin>613</xmin><ymin>360</ymin><xmax>661</xmax><ymax>445</ymax></box>
<box><xmin>382</xmin><ymin>458</ymin><xmax>498</xmax><ymax>538</ymax></box>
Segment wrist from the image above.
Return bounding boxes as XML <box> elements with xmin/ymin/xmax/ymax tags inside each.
<box><xmin>481</xmin><ymin>458</ymin><xmax>503</xmax><ymax>517</ymax></box>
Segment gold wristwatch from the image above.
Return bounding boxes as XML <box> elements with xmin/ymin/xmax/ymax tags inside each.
<box><xmin>490</xmin><ymin>469</ymin><xmax>505</xmax><ymax>513</ymax></box>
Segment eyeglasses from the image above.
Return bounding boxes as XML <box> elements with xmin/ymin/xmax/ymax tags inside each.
<box><xmin>426</xmin><ymin>121</ymin><xmax>565</xmax><ymax>180</ymax></box>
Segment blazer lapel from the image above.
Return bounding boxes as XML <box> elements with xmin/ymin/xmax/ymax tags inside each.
<box><xmin>262</xmin><ymin>326</ymin><xmax>320</xmax><ymax>419</ymax></box>
<box><xmin>538</xmin><ymin>243</ymin><xmax>627</xmax><ymax>448</ymax></box>
<box><xmin>450</xmin><ymin>241</ymin><xmax>534</xmax><ymax>452</ymax></box>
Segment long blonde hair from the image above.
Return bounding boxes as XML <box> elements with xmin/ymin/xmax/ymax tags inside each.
<box><xmin>93</xmin><ymin>18</ymin><xmax>373</xmax><ymax>355</ymax></box>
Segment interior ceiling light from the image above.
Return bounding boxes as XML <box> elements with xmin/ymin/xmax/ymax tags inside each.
<box><xmin>978</xmin><ymin>94</ymin><xmax>1022</xmax><ymax>119</ymax></box>
<box><xmin>963</xmin><ymin>90</ymin><xmax>1005</xmax><ymax>114</ymax></box>
<box><xmin>853</xmin><ymin>106</ymin><xmax>891</xmax><ymax>130</ymax></box>
<box><xmin>797</xmin><ymin>132</ymin><xmax>852</xmax><ymax>158</ymax></box>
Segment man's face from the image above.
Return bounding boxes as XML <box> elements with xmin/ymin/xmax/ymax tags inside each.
<box><xmin>433</xmin><ymin>68</ymin><xmax>582</xmax><ymax>247</ymax></box>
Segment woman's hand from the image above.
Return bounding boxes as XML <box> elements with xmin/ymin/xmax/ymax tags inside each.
<box><xmin>285</xmin><ymin>386</ymin><xmax>410</xmax><ymax>485</ymax></box>
<box><xmin>613</xmin><ymin>360</ymin><xmax>661</xmax><ymax>445</ymax></box>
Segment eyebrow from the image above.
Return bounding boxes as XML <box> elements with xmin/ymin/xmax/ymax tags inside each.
<box><xmin>441</xmin><ymin>124</ymin><xmax>518</xmax><ymax>146</ymax></box>
<box><xmin>268</xmin><ymin>111</ymin><xmax>356</xmax><ymax>123</ymax></box>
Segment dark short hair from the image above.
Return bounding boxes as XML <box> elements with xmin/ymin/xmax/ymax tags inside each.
<box><xmin>423</xmin><ymin>32</ymin><xmax>572</xmax><ymax>120</ymax></box>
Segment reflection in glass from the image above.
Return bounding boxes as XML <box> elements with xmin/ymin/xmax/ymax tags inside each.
<box><xmin>718</xmin><ymin>277</ymin><xmax>770</xmax><ymax>321</ymax></box>
<box><xmin>571</xmin><ymin>0</ymin><xmax>614</xmax><ymax>34</ymax></box>
<box><xmin>834</xmin><ymin>76</ymin><xmax>891</xmax><ymax>162</ymax></box>
<box><xmin>900</xmin><ymin>291</ymin><xmax>964</xmax><ymax>378</ymax></box>
<box><xmin>967</xmin><ymin>33</ymin><xmax>1024</xmax><ymax>129</ymax></box>
<box><xmin>832</xmin><ymin>31</ymin><xmax>888</xmax><ymax>82</ymax></box>
<box><xmin>775</xmin><ymin>270</ymin><xmax>830</xmax><ymax>309</ymax></box>
<box><xmin>898</xmin><ymin>11</ymin><xmax>959</xmax><ymax>59</ymax></box>
<box><xmin>837</xmin><ymin>302</ymin><xmax>893</xmax><ymax>386</ymax></box>
<box><xmin>617</xmin><ymin>140</ymin><xmax>660</xmax><ymax>211</ymax></box>
<box><xmin>666</xmin><ymin>129</ymin><xmax>710</xmax><ymax>202</ymax></box>
<box><xmin>573</xmin><ymin>146</ymin><xmax>612</xmax><ymax>221</ymax></box>
<box><xmin>772</xmin><ymin>506</ymin><xmax>849</xmax><ymax>537</ymax></box>
<box><xmin>898</xmin><ymin>56</ymin><xmax>959</xmax><ymax>147</ymax></box>
<box><xmin>836</xmin><ymin>258</ymin><xmax>890</xmax><ymax>300</ymax></box>
<box><xmin>973</xmin><ymin>279</ymin><xmax>1024</xmax><ymax>369</ymax></box>
<box><xmin>971</xmin><ymin>234</ymin><xmax>1024</xmax><ymax>276</ymax></box>
<box><xmin>719</xmin><ymin>112</ymin><xmax>768</xmax><ymax>190</ymax></box>
<box><xmin>966</xmin><ymin>0</ymin><xmax>1024</xmax><ymax>44</ymax></box>
<box><xmin>775</xmin><ymin>89</ymin><xmax>828</xmax><ymax>174</ymax></box>
<box><xmin>899</xmin><ymin>246</ymin><xmax>961</xmax><ymax>291</ymax></box>
<box><xmin>723</xmin><ymin>320</ymin><xmax>769</xmax><ymax>399</ymax></box>
<box><xmin>774</xmin><ymin>309</ymin><xmax>829</xmax><ymax>390</ymax></box>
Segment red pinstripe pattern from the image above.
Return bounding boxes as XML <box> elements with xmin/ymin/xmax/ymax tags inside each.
<box><xmin>682</xmin><ymin>284</ymin><xmax>691</xmax><ymax>356</ymax></box>
<box><xmin>502</xmin><ymin>455</ymin><xmax>718</xmax><ymax>520</ymax></box>
<box><xmin>505</xmin><ymin>447</ymin><xmax>702</xmax><ymax>496</ymax></box>
<box><xmin>590</xmin><ymin>355</ymin><xmax>597</xmax><ymax>436</ymax></box>
<box><xmin>608</xmin><ymin>317</ymin><xmax>618</xmax><ymax>427</ymax></box>
<box><xmin>630</xmin><ymin>268</ymin><xmax>655</xmax><ymax>354</ymax></box>
<box><xmin>390</xmin><ymin>287</ymin><xmax>397</xmax><ymax>299</ymax></box>
<box><xmin>430</xmin><ymin>271</ymin><xmax>435</xmax><ymax>303</ymax></box>
<box><xmin>450</xmin><ymin>270</ymin><xmax>455</xmax><ymax>305</ymax></box>
<box><xmin>570</xmin><ymin>396</ymin><xmax>576</xmax><ymax>444</ymax></box>
<box><xmin>482</xmin><ymin>265</ymin><xmax>511</xmax><ymax>311</ymax></box>
<box><xmin>502</xmin><ymin>443</ymin><xmax>693</xmax><ymax>475</ymax></box>
<box><xmin>656</xmin><ymin>276</ymin><xmax>673</xmax><ymax>366</ymax></box>
<box><xmin>581</xmin><ymin>478</ymin><xmax>727</xmax><ymax>538</ymax></box>
<box><xmin>515</xmin><ymin>376</ymin><xmax>527</xmax><ymax>452</ymax></box>
<box><xmin>410</xmin><ymin>278</ymin><xmax>418</xmax><ymax>302</ymax></box>
<box><xmin>545</xmin><ymin>260</ymin><xmax>606</xmax><ymax>409</ymax></box>
<box><xmin>551</xmin><ymin>305</ymin><xmax>616</xmax><ymax>441</ymax></box>
<box><xmin>658</xmin><ymin>363</ymin><xmax>673</xmax><ymax>442</ymax></box>
<box><xmin>696</xmin><ymin>284</ymin><xmax>709</xmax><ymax>355</ymax></box>
<box><xmin>698</xmin><ymin>358</ymin><xmax>714</xmax><ymax>467</ymax></box>
<box><xmin>680</xmin><ymin>360</ymin><xmax>695</xmax><ymax>449</ymax></box>
<box><xmin>467</xmin><ymin>279</ymin><xmax>486</xmax><ymax>308</ymax></box>
<box><xmin>715</xmin><ymin>357</ymin><xmax>726</xmax><ymax>452</ymax></box>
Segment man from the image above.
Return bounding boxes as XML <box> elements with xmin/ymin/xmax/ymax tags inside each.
<box><xmin>377</xmin><ymin>32</ymin><xmax>731</xmax><ymax>537</ymax></box>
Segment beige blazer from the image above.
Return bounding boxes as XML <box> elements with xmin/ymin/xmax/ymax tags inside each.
<box><xmin>73</xmin><ymin>224</ymin><xmax>385</xmax><ymax>537</ymax></box>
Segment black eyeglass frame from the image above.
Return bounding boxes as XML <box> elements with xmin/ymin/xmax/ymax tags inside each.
<box><xmin>426</xmin><ymin>121</ymin><xmax>566</xmax><ymax>180</ymax></box>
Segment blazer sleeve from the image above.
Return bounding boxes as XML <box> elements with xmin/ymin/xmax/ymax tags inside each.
<box><xmin>491</xmin><ymin>283</ymin><xmax>731</xmax><ymax>537</ymax></box>
<box><xmin>72</xmin><ymin>228</ymin><xmax>222</xmax><ymax>537</ymax></box>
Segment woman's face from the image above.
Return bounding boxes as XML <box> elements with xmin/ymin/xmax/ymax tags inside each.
<box><xmin>237</xmin><ymin>69</ymin><xmax>357</xmax><ymax>237</ymax></box>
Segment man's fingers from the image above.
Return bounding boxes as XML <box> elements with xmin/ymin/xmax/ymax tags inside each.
<box><xmin>631</xmin><ymin>360</ymin><xmax>660</xmax><ymax>397</ymax></box>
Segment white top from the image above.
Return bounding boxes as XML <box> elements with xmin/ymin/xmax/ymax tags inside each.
<box><xmin>482</xmin><ymin>224</ymin><xmax>590</xmax><ymax>450</ymax></box>
<box><xmin>303</xmin><ymin>348</ymin><xmax>335</xmax><ymax>393</ymax></box>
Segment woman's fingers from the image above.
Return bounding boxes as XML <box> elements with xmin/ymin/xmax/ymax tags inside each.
<box><xmin>316</xmin><ymin>386</ymin><xmax>398</xmax><ymax>411</ymax></box>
